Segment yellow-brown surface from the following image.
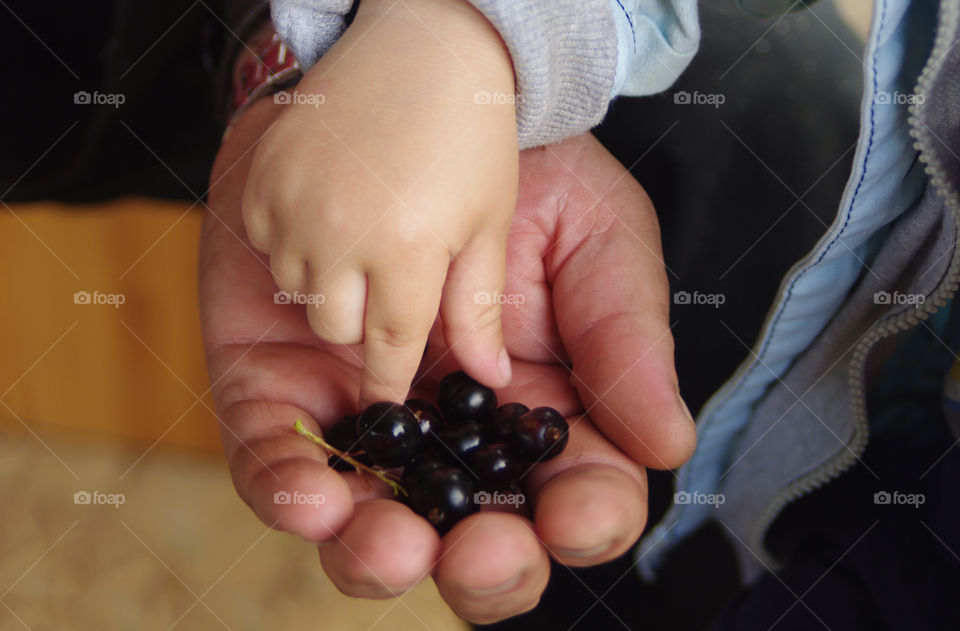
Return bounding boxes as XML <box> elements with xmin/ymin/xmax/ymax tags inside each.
<box><xmin>0</xmin><ymin>200</ymin><xmax>467</xmax><ymax>630</ymax></box>
<box><xmin>0</xmin><ymin>199</ymin><xmax>218</xmax><ymax>453</ymax></box>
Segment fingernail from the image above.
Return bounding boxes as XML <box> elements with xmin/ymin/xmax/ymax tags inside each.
<box><xmin>463</xmin><ymin>572</ymin><xmax>523</xmax><ymax>598</ymax></box>
<box><xmin>554</xmin><ymin>540</ymin><xmax>614</xmax><ymax>559</ymax></box>
<box><xmin>498</xmin><ymin>347</ymin><xmax>512</xmax><ymax>384</ymax></box>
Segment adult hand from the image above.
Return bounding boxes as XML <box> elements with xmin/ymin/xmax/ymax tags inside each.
<box><xmin>200</xmin><ymin>98</ymin><xmax>695</xmax><ymax>623</ymax></box>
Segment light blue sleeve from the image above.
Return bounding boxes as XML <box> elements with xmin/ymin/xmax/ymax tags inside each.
<box><xmin>609</xmin><ymin>0</ymin><xmax>700</xmax><ymax>98</ymax></box>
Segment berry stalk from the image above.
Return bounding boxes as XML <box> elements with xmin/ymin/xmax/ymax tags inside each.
<box><xmin>294</xmin><ymin>419</ymin><xmax>408</xmax><ymax>497</ymax></box>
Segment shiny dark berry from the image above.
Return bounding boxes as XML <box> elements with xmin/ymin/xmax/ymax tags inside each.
<box><xmin>491</xmin><ymin>402</ymin><xmax>529</xmax><ymax>442</ymax></box>
<box><xmin>437</xmin><ymin>371</ymin><xmax>497</xmax><ymax>423</ymax></box>
<box><xmin>436</xmin><ymin>422</ymin><xmax>489</xmax><ymax>465</ymax></box>
<box><xmin>356</xmin><ymin>402</ymin><xmax>424</xmax><ymax>468</ymax></box>
<box><xmin>410</xmin><ymin>466</ymin><xmax>478</xmax><ymax>534</ymax></box>
<box><xmin>401</xmin><ymin>456</ymin><xmax>445</xmax><ymax>489</ymax></box>
<box><xmin>469</xmin><ymin>442</ymin><xmax>522</xmax><ymax>489</ymax></box>
<box><xmin>405</xmin><ymin>398</ymin><xmax>444</xmax><ymax>440</ymax></box>
<box><xmin>325</xmin><ymin>414</ymin><xmax>372</xmax><ymax>471</ymax></box>
<box><xmin>511</xmin><ymin>407</ymin><xmax>568</xmax><ymax>462</ymax></box>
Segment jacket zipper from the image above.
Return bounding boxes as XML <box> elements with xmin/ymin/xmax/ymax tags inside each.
<box><xmin>746</xmin><ymin>0</ymin><xmax>960</xmax><ymax>565</ymax></box>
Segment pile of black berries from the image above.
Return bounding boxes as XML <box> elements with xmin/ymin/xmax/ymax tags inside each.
<box><xmin>322</xmin><ymin>371</ymin><xmax>569</xmax><ymax>534</ymax></box>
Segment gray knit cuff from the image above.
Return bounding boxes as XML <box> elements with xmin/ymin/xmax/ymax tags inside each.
<box><xmin>468</xmin><ymin>0</ymin><xmax>618</xmax><ymax>149</ymax></box>
<box><xmin>270</xmin><ymin>0</ymin><xmax>353</xmax><ymax>68</ymax></box>
<box><xmin>272</xmin><ymin>0</ymin><xmax>619</xmax><ymax>149</ymax></box>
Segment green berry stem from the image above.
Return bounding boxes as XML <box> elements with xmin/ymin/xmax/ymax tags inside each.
<box><xmin>294</xmin><ymin>419</ymin><xmax>408</xmax><ymax>497</ymax></box>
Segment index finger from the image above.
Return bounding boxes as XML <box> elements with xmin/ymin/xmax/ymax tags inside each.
<box><xmin>360</xmin><ymin>259</ymin><xmax>448</xmax><ymax>406</ymax></box>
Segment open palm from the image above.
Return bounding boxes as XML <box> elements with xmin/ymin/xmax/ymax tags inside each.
<box><xmin>199</xmin><ymin>99</ymin><xmax>695</xmax><ymax>623</ymax></box>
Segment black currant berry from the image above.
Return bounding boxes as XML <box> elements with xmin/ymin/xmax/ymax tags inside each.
<box><xmin>491</xmin><ymin>402</ymin><xmax>529</xmax><ymax>441</ymax></box>
<box><xmin>404</xmin><ymin>398</ymin><xmax>444</xmax><ymax>440</ymax></box>
<box><xmin>469</xmin><ymin>442</ymin><xmax>522</xmax><ymax>489</ymax></box>
<box><xmin>437</xmin><ymin>371</ymin><xmax>497</xmax><ymax>423</ymax></box>
<box><xmin>401</xmin><ymin>456</ymin><xmax>445</xmax><ymax>489</ymax></box>
<box><xmin>410</xmin><ymin>466</ymin><xmax>478</xmax><ymax>534</ymax></box>
<box><xmin>511</xmin><ymin>407</ymin><xmax>568</xmax><ymax>462</ymax></box>
<box><xmin>325</xmin><ymin>414</ymin><xmax>372</xmax><ymax>471</ymax></box>
<box><xmin>436</xmin><ymin>422</ymin><xmax>489</xmax><ymax>465</ymax></box>
<box><xmin>356</xmin><ymin>402</ymin><xmax>424</xmax><ymax>468</ymax></box>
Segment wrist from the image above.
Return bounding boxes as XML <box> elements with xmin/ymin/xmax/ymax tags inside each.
<box><xmin>351</xmin><ymin>0</ymin><xmax>513</xmax><ymax>85</ymax></box>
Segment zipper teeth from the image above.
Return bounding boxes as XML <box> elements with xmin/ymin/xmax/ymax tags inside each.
<box><xmin>746</xmin><ymin>0</ymin><xmax>960</xmax><ymax>564</ymax></box>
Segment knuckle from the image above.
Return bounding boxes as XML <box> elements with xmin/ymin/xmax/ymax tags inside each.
<box><xmin>365</xmin><ymin>323</ymin><xmax>422</xmax><ymax>352</ymax></box>
<box><xmin>374</xmin><ymin>213</ymin><xmax>434</xmax><ymax>252</ymax></box>
<box><xmin>314</xmin><ymin>198</ymin><xmax>356</xmax><ymax>237</ymax></box>
<box><xmin>473</xmin><ymin>301</ymin><xmax>503</xmax><ymax>332</ymax></box>
<box><xmin>450</xmin><ymin>300</ymin><xmax>502</xmax><ymax>336</ymax></box>
<box><xmin>241</xmin><ymin>208</ymin><xmax>271</xmax><ymax>251</ymax></box>
<box><xmin>243</xmin><ymin>219</ymin><xmax>272</xmax><ymax>252</ymax></box>
<box><xmin>249</xmin><ymin>231</ymin><xmax>271</xmax><ymax>254</ymax></box>
<box><xmin>269</xmin><ymin>254</ymin><xmax>304</xmax><ymax>291</ymax></box>
<box><xmin>307</xmin><ymin>311</ymin><xmax>362</xmax><ymax>346</ymax></box>
<box><xmin>239</xmin><ymin>179</ymin><xmax>264</xmax><ymax>217</ymax></box>
<box><xmin>381</xmin><ymin>203</ymin><xmax>417</xmax><ymax>235</ymax></box>
<box><xmin>240</xmin><ymin>171</ymin><xmax>277</xmax><ymax>224</ymax></box>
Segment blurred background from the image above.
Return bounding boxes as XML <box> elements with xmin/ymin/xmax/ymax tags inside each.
<box><xmin>0</xmin><ymin>203</ymin><xmax>468</xmax><ymax>629</ymax></box>
<box><xmin>0</xmin><ymin>0</ymin><xmax>869</xmax><ymax>629</ymax></box>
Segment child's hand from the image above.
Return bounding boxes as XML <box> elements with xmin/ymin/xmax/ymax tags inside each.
<box><xmin>242</xmin><ymin>0</ymin><xmax>518</xmax><ymax>406</ymax></box>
